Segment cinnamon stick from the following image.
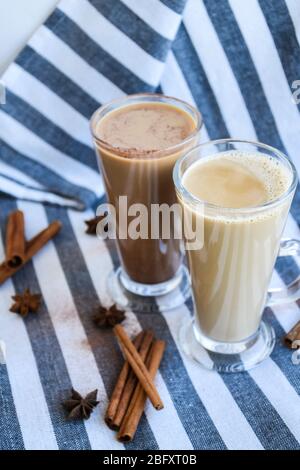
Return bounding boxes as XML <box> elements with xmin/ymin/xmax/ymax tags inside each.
<box><xmin>105</xmin><ymin>331</ymin><xmax>144</xmax><ymax>430</ymax></box>
<box><xmin>0</xmin><ymin>221</ymin><xmax>62</xmax><ymax>285</ymax></box>
<box><xmin>112</xmin><ymin>330</ymin><xmax>154</xmax><ymax>431</ymax></box>
<box><xmin>284</xmin><ymin>320</ymin><xmax>300</xmax><ymax>349</ymax></box>
<box><xmin>5</xmin><ymin>210</ymin><xmax>25</xmax><ymax>268</ymax></box>
<box><xmin>113</xmin><ymin>325</ymin><xmax>163</xmax><ymax>411</ymax></box>
<box><xmin>118</xmin><ymin>339</ymin><xmax>165</xmax><ymax>442</ymax></box>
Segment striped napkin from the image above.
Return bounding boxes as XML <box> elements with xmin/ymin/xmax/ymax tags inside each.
<box><xmin>0</xmin><ymin>0</ymin><xmax>300</xmax><ymax>451</ymax></box>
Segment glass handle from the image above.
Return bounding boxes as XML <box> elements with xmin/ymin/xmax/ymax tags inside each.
<box><xmin>267</xmin><ymin>238</ymin><xmax>300</xmax><ymax>307</ymax></box>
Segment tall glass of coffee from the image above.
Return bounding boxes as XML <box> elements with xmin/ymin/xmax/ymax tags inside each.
<box><xmin>91</xmin><ymin>94</ymin><xmax>202</xmax><ymax>311</ymax></box>
<box><xmin>174</xmin><ymin>139</ymin><xmax>300</xmax><ymax>372</ymax></box>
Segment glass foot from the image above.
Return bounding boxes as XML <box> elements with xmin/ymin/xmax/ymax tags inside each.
<box><xmin>107</xmin><ymin>265</ymin><xmax>191</xmax><ymax>313</ymax></box>
<box><xmin>179</xmin><ymin>318</ymin><xmax>276</xmax><ymax>373</ymax></box>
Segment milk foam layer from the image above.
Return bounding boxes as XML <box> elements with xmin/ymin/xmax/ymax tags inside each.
<box><xmin>183</xmin><ymin>150</ymin><xmax>291</xmax><ymax>210</ymax></box>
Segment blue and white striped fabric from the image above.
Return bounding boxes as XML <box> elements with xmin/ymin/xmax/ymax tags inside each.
<box><xmin>0</xmin><ymin>0</ymin><xmax>300</xmax><ymax>450</ymax></box>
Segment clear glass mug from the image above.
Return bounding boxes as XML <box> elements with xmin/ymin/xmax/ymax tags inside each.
<box><xmin>173</xmin><ymin>139</ymin><xmax>300</xmax><ymax>372</ymax></box>
<box><xmin>91</xmin><ymin>94</ymin><xmax>202</xmax><ymax>311</ymax></box>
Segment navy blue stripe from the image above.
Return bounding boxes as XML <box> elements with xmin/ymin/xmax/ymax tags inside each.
<box><xmin>15</xmin><ymin>46</ymin><xmax>100</xmax><ymax>120</ymax></box>
<box><xmin>0</xmin><ymin>141</ymin><xmax>97</xmax><ymax>209</ymax></box>
<box><xmin>105</xmin><ymin>234</ymin><xmax>226</xmax><ymax>449</ymax></box>
<box><xmin>46</xmin><ymin>9</ymin><xmax>154</xmax><ymax>93</ymax></box>
<box><xmin>160</xmin><ymin>0</ymin><xmax>187</xmax><ymax>14</ymax></box>
<box><xmin>89</xmin><ymin>0</ymin><xmax>171</xmax><ymax>61</ymax></box>
<box><xmin>44</xmin><ymin>205</ymin><xmax>159</xmax><ymax>450</ymax></box>
<box><xmin>276</xmin><ymin>256</ymin><xmax>299</xmax><ymax>286</ymax></box>
<box><xmin>172</xmin><ymin>24</ymin><xmax>229</xmax><ymax>139</ymax></box>
<box><xmin>0</xmin><ymin>364</ymin><xmax>25</xmax><ymax>450</ymax></box>
<box><xmin>258</xmin><ymin>0</ymin><xmax>300</xmax><ymax>112</ymax></box>
<box><xmin>4</xmin><ymin>90</ymin><xmax>97</xmax><ymax>171</ymax></box>
<box><xmin>221</xmin><ymin>368</ymin><xmax>300</xmax><ymax>450</ymax></box>
<box><xmin>203</xmin><ymin>0</ymin><xmax>285</xmax><ymax>151</ymax></box>
<box><xmin>0</xmin><ymin>200</ymin><xmax>92</xmax><ymax>450</ymax></box>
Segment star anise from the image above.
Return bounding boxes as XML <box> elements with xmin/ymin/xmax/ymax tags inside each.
<box><xmin>85</xmin><ymin>215</ymin><xmax>108</xmax><ymax>235</ymax></box>
<box><xmin>63</xmin><ymin>388</ymin><xmax>99</xmax><ymax>420</ymax></box>
<box><xmin>93</xmin><ymin>305</ymin><xmax>126</xmax><ymax>328</ymax></box>
<box><xmin>10</xmin><ymin>288</ymin><xmax>42</xmax><ymax>317</ymax></box>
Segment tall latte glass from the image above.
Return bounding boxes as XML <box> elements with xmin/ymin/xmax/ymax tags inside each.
<box><xmin>91</xmin><ymin>94</ymin><xmax>202</xmax><ymax>311</ymax></box>
<box><xmin>174</xmin><ymin>139</ymin><xmax>300</xmax><ymax>372</ymax></box>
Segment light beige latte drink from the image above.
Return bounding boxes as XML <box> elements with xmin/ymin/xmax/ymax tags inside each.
<box><xmin>181</xmin><ymin>150</ymin><xmax>292</xmax><ymax>343</ymax></box>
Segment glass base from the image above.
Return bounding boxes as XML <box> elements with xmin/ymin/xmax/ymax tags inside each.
<box><xmin>179</xmin><ymin>318</ymin><xmax>276</xmax><ymax>373</ymax></box>
<box><xmin>107</xmin><ymin>265</ymin><xmax>191</xmax><ymax>313</ymax></box>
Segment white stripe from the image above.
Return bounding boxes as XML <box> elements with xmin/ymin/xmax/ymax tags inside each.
<box><xmin>0</xmin><ymin>174</ymin><xmax>80</xmax><ymax>208</ymax></box>
<box><xmin>0</xmin><ymin>173</ymin><xmax>45</xmax><ymax>201</ymax></box>
<box><xmin>270</xmin><ymin>270</ymin><xmax>300</xmax><ymax>335</ymax></box>
<box><xmin>161</xmin><ymin>53</ymin><xmax>197</xmax><ymax>105</ymax></box>
<box><xmin>183</xmin><ymin>0</ymin><xmax>257</xmax><ymax>141</ymax></box>
<box><xmin>17</xmin><ymin>201</ymin><xmax>123</xmax><ymax>450</ymax></box>
<box><xmin>157</xmin><ymin>303</ymin><xmax>263</xmax><ymax>450</ymax></box>
<box><xmin>143</xmin><ymin>370</ymin><xmax>193</xmax><ymax>450</ymax></box>
<box><xmin>0</xmin><ymin>232</ymin><xmax>58</xmax><ymax>450</ymax></box>
<box><xmin>284</xmin><ymin>213</ymin><xmax>300</xmax><ymax>240</ymax></box>
<box><xmin>286</xmin><ymin>0</ymin><xmax>300</xmax><ymax>46</ymax></box>
<box><xmin>68</xmin><ymin>208</ymin><xmax>193</xmax><ymax>450</ymax></box>
<box><xmin>68</xmin><ymin>210</ymin><xmax>114</xmax><ymax>308</ymax></box>
<box><xmin>29</xmin><ymin>25</ymin><xmax>124</xmax><ymax>103</ymax></box>
<box><xmin>0</xmin><ymin>341</ymin><xmax>6</xmax><ymax>364</ymax></box>
<box><xmin>273</xmin><ymin>291</ymin><xmax>300</xmax><ymax>336</ymax></box>
<box><xmin>161</xmin><ymin>52</ymin><xmax>210</xmax><ymax>143</ymax></box>
<box><xmin>58</xmin><ymin>0</ymin><xmax>164</xmax><ymax>87</ymax></box>
<box><xmin>250</xmin><ymin>358</ymin><xmax>300</xmax><ymax>443</ymax></box>
<box><xmin>0</xmin><ymin>111</ymin><xmax>103</xmax><ymax>195</ymax></box>
<box><xmin>120</xmin><ymin>0</ymin><xmax>182</xmax><ymax>40</ymax></box>
<box><xmin>4</xmin><ymin>63</ymin><xmax>92</xmax><ymax>147</ymax></box>
<box><xmin>0</xmin><ymin>160</ymin><xmax>43</xmax><ymax>188</ymax></box>
<box><xmin>0</xmin><ymin>160</ymin><xmax>76</xmax><ymax>208</ymax></box>
<box><xmin>229</xmin><ymin>0</ymin><xmax>300</xmax><ymax>166</ymax></box>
